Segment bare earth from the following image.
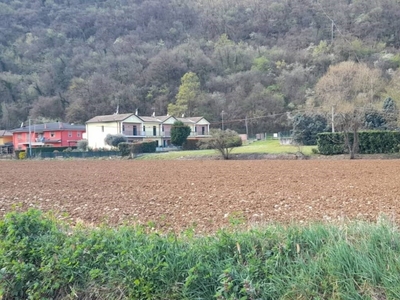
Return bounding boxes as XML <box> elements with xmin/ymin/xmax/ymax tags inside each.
<box><xmin>1</xmin><ymin>159</ymin><xmax>399</xmax><ymax>233</ymax></box>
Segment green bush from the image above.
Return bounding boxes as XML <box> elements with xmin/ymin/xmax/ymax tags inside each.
<box><xmin>77</xmin><ymin>139</ymin><xmax>88</xmax><ymax>151</ymax></box>
<box><xmin>182</xmin><ymin>138</ymin><xmax>201</xmax><ymax>150</ymax></box>
<box><xmin>118</xmin><ymin>142</ymin><xmax>131</xmax><ymax>156</ymax></box>
<box><xmin>317</xmin><ymin>132</ymin><xmax>345</xmax><ymax>155</ymax></box>
<box><xmin>141</xmin><ymin>141</ymin><xmax>157</xmax><ymax>153</ymax></box>
<box><xmin>358</xmin><ymin>131</ymin><xmax>400</xmax><ymax>154</ymax></box>
<box><xmin>317</xmin><ymin>131</ymin><xmax>400</xmax><ymax>155</ymax></box>
<box><xmin>31</xmin><ymin>146</ymin><xmax>75</xmax><ymax>153</ymax></box>
<box><xmin>171</xmin><ymin>121</ymin><xmax>191</xmax><ymax>146</ymax></box>
<box><xmin>292</xmin><ymin>113</ymin><xmax>329</xmax><ymax>145</ymax></box>
<box><xmin>104</xmin><ymin>134</ymin><xmax>127</xmax><ymax>148</ymax></box>
<box><xmin>118</xmin><ymin>141</ymin><xmax>157</xmax><ymax>157</ymax></box>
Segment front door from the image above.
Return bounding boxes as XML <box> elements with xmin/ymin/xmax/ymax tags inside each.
<box><xmin>133</xmin><ymin>126</ymin><xmax>137</xmax><ymax>136</ymax></box>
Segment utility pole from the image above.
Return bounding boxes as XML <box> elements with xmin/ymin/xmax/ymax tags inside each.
<box><xmin>221</xmin><ymin>110</ymin><xmax>225</xmax><ymax>130</ymax></box>
<box><xmin>331</xmin><ymin>106</ymin><xmax>335</xmax><ymax>133</ymax></box>
<box><xmin>245</xmin><ymin>115</ymin><xmax>249</xmax><ymax>137</ymax></box>
<box><xmin>28</xmin><ymin>118</ymin><xmax>32</xmax><ymax>158</ymax></box>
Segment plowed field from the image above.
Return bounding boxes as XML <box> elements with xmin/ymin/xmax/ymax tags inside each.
<box><xmin>1</xmin><ymin>159</ymin><xmax>400</xmax><ymax>233</ymax></box>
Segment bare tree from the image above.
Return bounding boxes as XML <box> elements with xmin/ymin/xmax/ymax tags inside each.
<box><xmin>315</xmin><ymin>61</ymin><xmax>383</xmax><ymax>159</ymax></box>
<box><xmin>200</xmin><ymin>129</ymin><xmax>242</xmax><ymax>159</ymax></box>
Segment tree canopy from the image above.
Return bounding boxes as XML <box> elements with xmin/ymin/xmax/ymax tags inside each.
<box><xmin>171</xmin><ymin>121</ymin><xmax>191</xmax><ymax>146</ymax></box>
<box><xmin>1</xmin><ymin>0</ymin><xmax>400</xmax><ymax>136</ymax></box>
<box><xmin>314</xmin><ymin>61</ymin><xmax>383</xmax><ymax>158</ymax></box>
<box><xmin>201</xmin><ymin>129</ymin><xmax>242</xmax><ymax>160</ymax></box>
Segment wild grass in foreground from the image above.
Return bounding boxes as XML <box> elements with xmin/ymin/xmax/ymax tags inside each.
<box><xmin>1</xmin><ymin>209</ymin><xmax>400</xmax><ymax>299</ymax></box>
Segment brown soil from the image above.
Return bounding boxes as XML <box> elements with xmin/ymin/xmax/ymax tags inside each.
<box><xmin>1</xmin><ymin>159</ymin><xmax>400</xmax><ymax>233</ymax></box>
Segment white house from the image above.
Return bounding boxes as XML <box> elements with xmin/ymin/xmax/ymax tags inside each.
<box><xmin>86</xmin><ymin>113</ymin><xmax>211</xmax><ymax>149</ymax></box>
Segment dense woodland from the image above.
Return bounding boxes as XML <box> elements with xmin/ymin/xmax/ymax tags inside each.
<box><xmin>1</xmin><ymin>0</ymin><xmax>400</xmax><ymax>135</ymax></box>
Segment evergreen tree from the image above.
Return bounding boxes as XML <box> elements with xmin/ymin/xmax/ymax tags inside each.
<box><xmin>171</xmin><ymin>121</ymin><xmax>191</xmax><ymax>146</ymax></box>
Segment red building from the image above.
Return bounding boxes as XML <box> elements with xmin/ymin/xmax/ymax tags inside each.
<box><xmin>12</xmin><ymin>122</ymin><xmax>86</xmax><ymax>151</ymax></box>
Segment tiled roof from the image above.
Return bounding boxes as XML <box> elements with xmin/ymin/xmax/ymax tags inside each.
<box><xmin>11</xmin><ymin>122</ymin><xmax>85</xmax><ymax>133</ymax></box>
<box><xmin>0</xmin><ymin>130</ymin><xmax>12</xmax><ymax>137</ymax></box>
<box><xmin>86</xmin><ymin>113</ymin><xmax>134</xmax><ymax>123</ymax></box>
<box><xmin>177</xmin><ymin>117</ymin><xmax>204</xmax><ymax>124</ymax></box>
<box><xmin>139</xmin><ymin>115</ymin><xmax>173</xmax><ymax>122</ymax></box>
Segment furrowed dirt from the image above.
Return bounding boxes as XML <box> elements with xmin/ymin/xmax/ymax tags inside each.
<box><xmin>1</xmin><ymin>159</ymin><xmax>399</xmax><ymax>233</ymax></box>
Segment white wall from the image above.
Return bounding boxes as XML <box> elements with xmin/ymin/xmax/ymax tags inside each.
<box><xmin>86</xmin><ymin>122</ymin><xmax>119</xmax><ymax>149</ymax></box>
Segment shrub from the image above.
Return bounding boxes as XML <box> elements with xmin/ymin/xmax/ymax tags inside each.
<box><xmin>104</xmin><ymin>134</ymin><xmax>127</xmax><ymax>148</ymax></box>
<box><xmin>118</xmin><ymin>142</ymin><xmax>131</xmax><ymax>156</ymax></box>
<box><xmin>317</xmin><ymin>131</ymin><xmax>400</xmax><ymax>155</ymax></box>
<box><xmin>130</xmin><ymin>141</ymin><xmax>157</xmax><ymax>154</ymax></box>
<box><xmin>200</xmin><ymin>129</ymin><xmax>242</xmax><ymax>159</ymax></box>
<box><xmin>311</xmin><ymin>148</ymin><xmax>319</xmax><ymax>154</ymax></box>
<box><xmin>317</xmin><ymin>132</ymin><xmax>345</xmax><ymax>155</ymax></box>
<box><xmin>182</xmin><ymin>138</ymin><xmax>201</xmax><ymax>150</ymax></box>
<box><xmin>77</xmin><ymin>139</ymin><xmax>88</xmax><ymax>151</ymax></box>
<box><xmin>118</xmin><ymin>141</ymin><xmax>157</xmax><ymax>157</ymax></box>
<box><xmin>292</xmin><ymin>113</ymin><xmax>329</xmax><ymax>145</ymax></box>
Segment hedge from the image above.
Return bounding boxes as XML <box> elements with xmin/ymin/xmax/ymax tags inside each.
<box><xmin>118</xmin><ymin>141</ymin><xmax>157</xmax><ymax>156</ymax></box>
<box><xmin>182</xmin><ymin>138</ymin><xmax>201</xmax><ymax>150</ymax></box>
<box><xmin>317</xmin><ymin>131</ymin><xmax>400</xmax><ymax>155</ymax></box>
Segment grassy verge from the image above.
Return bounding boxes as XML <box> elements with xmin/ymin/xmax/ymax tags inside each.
<box><xmin>137</xmin><ymin>139</ymin><xmax>316</xmax><ymax>160</ymax></box>
<box><xmin>1</xmin><ymin>209</ymin><xmax>400</xmax><ymax>299</ymax></box>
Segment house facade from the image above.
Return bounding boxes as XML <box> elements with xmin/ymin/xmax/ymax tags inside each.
<box><xmin>0</xmin><ymin>130</ymin><xmax>13</xmax><ymax>154</ymax></box>
<box><xmin>138</xmin><ymin>115</ymin><xmax>178</xmax><ymax>147</ymax></box>
<box><xmin>86</xmin><ymin>113</ymin><xmax>143</xmax><ymax>149</ymax></box>
<box><xmin>0</xmin><ymin>130</ymin><xmax>12</xmax><ymax>145</ymax></box>
<box><xmin>177</xmin><ymin>117</ymin><xmax>210</xmax><ymax>137</ymax></box>
<box><xmin>11</xmin><ymin>122</ymin><xmax>86</xmax><ymax>151</ymax></box>
<box><xmin>86</xmin><ymin>113</ymin><xmax>179</xmax><ymax>149</ymax></box>
<box><xmin>86</xmin><ymin>113</ymin><xmax>211</xmax><ymax>149</ymax></box>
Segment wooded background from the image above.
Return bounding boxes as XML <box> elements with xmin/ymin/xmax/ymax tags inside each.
<box><xmin>1</xmin><ymin>0</ymin><xmax>400</xmax><ymax>135</ymax></box>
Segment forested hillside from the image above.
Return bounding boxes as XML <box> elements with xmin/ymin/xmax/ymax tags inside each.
<box><xmin>1</xmin><ymin>0</ymin><xmax>400</xmax><ymax>134</ymax></box>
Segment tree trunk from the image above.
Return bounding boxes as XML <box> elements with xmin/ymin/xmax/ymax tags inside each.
<box><xmin>350</xmin><ymin>127</ymin><xmax>359</xmax><ymax>159</ymax></box>
<box><xmin>349</xmin><ymin>148</ymin><xmax>355</xmax><ymax>159</ymax></box>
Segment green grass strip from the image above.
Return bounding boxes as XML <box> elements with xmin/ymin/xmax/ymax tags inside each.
<box><xmin>1</xmin><ymin>210</ymin><xmax>400</xmax><ymax>299</ymax></box>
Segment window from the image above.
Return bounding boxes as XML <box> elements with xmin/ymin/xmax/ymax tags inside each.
<box><xmin>17</xmin><ymin>134</ymin><xmax>22</xmax><ymax>140</ymax></box>
<box><xmin>143</xmin><ymin>125</ymin><xmax>145</xmax><ymax>132</ymax></box>
<box><xmin>162</xmin><ymin>125</ymin><xmax>164</xmax><ymax>132</ymax></box>
<box><xmin>202</xmin><ymin>126</ymin><xmax>205</xmax><ymax>135</ymax></box>
<box><xmin>153</xmin><ymin>126</ymin><xmax>157</xmax><ymax>136</ymax></box>
<box><xmin>122</xmin><ymin>124</ymin><xmax>125</xmax><ymax>132</ymax></box>
<box><xmin>195</xmin><ymin>127</ymin><xmax>197</xmax><ymax>132</ymax></box>
<box><xmin>77</xmin><ymin>132</ymin><xmax>81</xmax><ymax>137</ymax></box>
<box><xmin>101</xmin><ymin>126</ymin><xmax>104</xmax><ymax>132</ymax></box>
<box><xmin>68</xmin><ymin>131</ymin><xmax>72</xmax><ymax>137</ymax></box>
<box><xmin>50</xmin><ymin>132</ymin><xmax>55</xmax><ymax>138</ymax></box>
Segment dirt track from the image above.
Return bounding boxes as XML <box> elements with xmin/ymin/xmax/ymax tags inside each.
<box><xmin>1</xmin><ymin>159</ymin><xmax>400</xmax><ymax>233</ymax></box>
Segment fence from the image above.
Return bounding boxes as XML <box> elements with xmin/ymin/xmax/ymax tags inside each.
<box><xmin>30</xmin><ymin>151</ymin><xmax>121</xmax><ymax>159</ymax></box>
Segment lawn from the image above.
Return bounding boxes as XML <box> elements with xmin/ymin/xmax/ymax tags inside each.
<box><xmin>137</xmin><ymin>139</ymin><xmax>316</xmax><ymax>160</ymax></box>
